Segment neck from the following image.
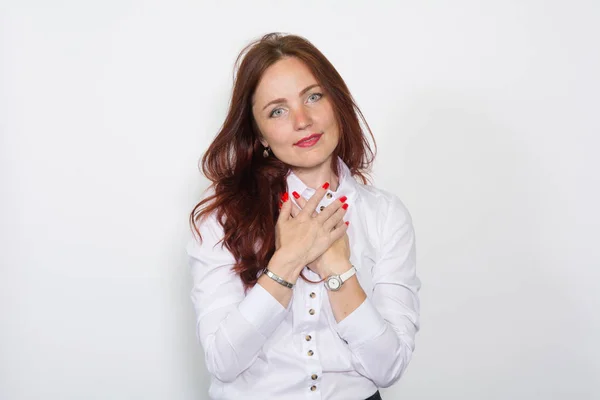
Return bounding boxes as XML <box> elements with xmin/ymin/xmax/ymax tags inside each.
<box><xmin>291</xmin><ymin>156</ymin><xmax>339</xmax><ymax>192</ymax></box>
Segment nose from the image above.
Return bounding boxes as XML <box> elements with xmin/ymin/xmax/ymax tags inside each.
<box><xmin>293</xmin><ymin>107</ymin><xmax>312</xmax><ymax>131</ymax></box>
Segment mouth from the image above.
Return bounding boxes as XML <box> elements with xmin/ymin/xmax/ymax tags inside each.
<box><xmin>294</xmin><ymin>133</ymin><xmax>323</xmax><ymax>147</ymax></box>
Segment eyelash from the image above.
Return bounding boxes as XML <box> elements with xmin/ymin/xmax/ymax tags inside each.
<box><xmin>269</xmin><ymin>92</ymin><xmax>323</xmax><ymax>118</ymax></box>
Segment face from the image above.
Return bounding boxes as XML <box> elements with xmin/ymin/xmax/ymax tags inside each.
<box><xmin>251</xmin><ymin>57</ymin><xmax>340</xmax><ymax>169</ymax></box>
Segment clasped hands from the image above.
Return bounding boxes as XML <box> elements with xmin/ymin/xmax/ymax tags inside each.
<box><xmin>275</xmin><ymin>182</ymin><xmax>351</xmax><ymax>279</ymax></box>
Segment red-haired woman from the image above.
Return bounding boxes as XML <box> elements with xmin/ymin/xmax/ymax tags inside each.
<box><xmin>187</xmin><ymin>32</ymin><xmax>420</xmax><ymax>400</ymax></box>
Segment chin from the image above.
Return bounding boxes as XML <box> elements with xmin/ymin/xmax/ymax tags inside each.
<box><xmin>291</xmin><ymin>152</ymin><xmax>334</xmax><ymax>169</ymax></box>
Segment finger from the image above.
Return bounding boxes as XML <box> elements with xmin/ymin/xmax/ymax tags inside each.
<box><xmin>329</xmin><ymin>220</ymin><xmax>349</xmax><ymax>242</ymax></box>
<box><xmin>277</xmin><ymin>192</ymin><xmax>292</xmax><ymax>222</ymax></box>
<box><xmin>290</xmin><ymin>199</ymin><xmax>302</xmax><ymax>218</ymax></box>
<box><xmin>332</xmin><ymin>215</ymin><xmax>349</xmax><ymax>230</ymax></box>
<box><xmin>326</xmin><ymin>216</ymin><xmax>344</xmax><ymax>233</ymax></box>
<box><xmin>317</xmin><ymin>196</ymin><xmax>347</xmax><ymax>226</ymax></box>
<box><xmin>323</xmin><ymin>202</ymin><xmax>348</xmax><ymax>231</ymax></box>
<box><xmin>298</xmin><ymin>182</ymin><xmax>330</xmax><ymax>219</ymax></box>
<box><xmin>291</xmin><ymin>191</ymin><xmax>317</xmax><ymax>217</ymax></box>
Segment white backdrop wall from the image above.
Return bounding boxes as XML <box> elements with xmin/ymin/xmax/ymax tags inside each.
<box><xmin>1</xmin><ymin>1</ymin><xmax>599</xmax><ymax>399</ymax></box>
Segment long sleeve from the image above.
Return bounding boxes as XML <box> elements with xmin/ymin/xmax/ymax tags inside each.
<box><xmin>186</xmin><ymin>213</ymin><xmax>290</xmax><ymax>383</ymax></box>
<box><xmin>333</xmin><ymin>194</ymin><xmax>421</xmax><ymax>388</ymax></box>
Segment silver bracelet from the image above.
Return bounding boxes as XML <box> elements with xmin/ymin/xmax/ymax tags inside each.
<box><xmin>263</xmin><ymin>268</ymin><xmax>294</xmax><ymax>289</ymax></box>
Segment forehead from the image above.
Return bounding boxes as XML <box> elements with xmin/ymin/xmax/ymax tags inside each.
<box><xmin>253</xmin><ymin>57</ymin><xmax>318</xmax><ymax>106</ymax></box>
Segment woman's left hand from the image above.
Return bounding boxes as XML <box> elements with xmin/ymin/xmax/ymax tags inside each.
<box><xmin>288</xmin><ymin>191</ymin><xmax>351</xmax><ymax>278</ymax></box>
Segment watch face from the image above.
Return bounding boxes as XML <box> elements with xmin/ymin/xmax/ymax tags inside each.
<box><xmin>327</xmin><ymin>277</ymin><xmax>341</xmax><ymax>290</ymax></box>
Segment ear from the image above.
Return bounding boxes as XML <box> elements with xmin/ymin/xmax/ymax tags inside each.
<box><xmin>259</xmin><ymin>137</ymin><xmax>269</xmax><ymax>148</ymax></box>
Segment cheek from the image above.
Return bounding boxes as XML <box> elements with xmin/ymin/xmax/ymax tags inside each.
<box><xmin>319</xmin><ymin>101</ymin><xmax>337</xmax><ymax>128</ymax></box>
<box><xmin>256</xmin><ymin>116</ymin><xmax>283</xmax><ymax>141</ymax></box>
<box><xmin>322</xmin><ymin>115</ymin><xmax>339</xmax><ymax>139</ymax></box>
<box><xmin>261</xmin><ymin>124</ymin><xmax>291</xmax><ymax>146</ymax></box>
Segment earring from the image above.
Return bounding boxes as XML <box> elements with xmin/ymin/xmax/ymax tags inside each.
<box><xmin>263</xmin><ymin>146</ymin><xmax>271</xmax><ymax>158</ymax></box>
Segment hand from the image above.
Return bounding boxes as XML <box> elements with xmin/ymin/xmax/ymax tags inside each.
<box><xmin>289</xmin><ymin>191</ymin><xmax>351</xmax><ymax>278</ymax></box>
<box><xmin>274</xmin><ymin>183</ymin><xmax>349</xmax><ymax>274</ymax></box>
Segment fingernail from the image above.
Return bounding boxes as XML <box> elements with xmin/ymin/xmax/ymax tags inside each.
<box><xmin>342</xmin><ymin>203</ymin><xmax>349</xmax><ymax>210</ymax></box>
<box><xmin>322</xmin><ymin>182</ymin><xmax>330</xmax><ymax>189</ymax></box>
<box><xmin>292</xmin><ymin>191</ymin><xmax>300</xmax><ymax>199</ymax></box>
<box><xmin>339</xmin><ymin>195</ymin><xmax>347</xmax><ymax>203</ymax></box>
<box><xmin>281</xmin><ymin>192</ymin><xmax>289</xmax><ymax>202</ymax></box>
<box><xmin>345</xmin><ymin>221</ymin><xmax>350</xmax><ymax>226</ymax></box>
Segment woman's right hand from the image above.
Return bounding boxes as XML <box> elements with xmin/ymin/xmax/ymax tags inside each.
<box><xmin>274</xmin><ymin>182</ymin><xmax>349</xmax><ymax>274</ymax></box>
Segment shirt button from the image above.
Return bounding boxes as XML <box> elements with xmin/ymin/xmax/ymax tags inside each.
<box><xmin>307</xmin><ymin>350</ymin><xmax>314</xmax><ymax>356</ymax></box>
<box><xmin>310</xmin><ymin>385</ymin><xmax>317</xmax><ymax>391</ymax></box>
<box><xmin>305</xmin><ymin>335</ymin><xmax>312</xmax><ymax>341</ymax></box>
<box><xmin>311</xmin><ymin>374</ymin><xmax>318</xmax><ymax>380</ymax></box>
<box><xmin>309</xmin><ymin>308</ymin><xmax>315</xmax><ymax>315</ymax></box>
<box><xmin>309</xmin><ymin>292</ymin><xmax>316</xmax><ymax>298</ymax></box>
<box><xmin>319</xmin><ymin>205</ymin><xmax>325</xmax><ymax>211</ymax></box>
<box><xmin>326</xmin><ymin>193</ymin><xmax>333</xmax><ymax>199</ymax></box>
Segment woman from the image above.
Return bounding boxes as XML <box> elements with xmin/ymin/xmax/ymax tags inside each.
<box><xmin>187</xmin><ymin>32</ymin><xmax>420</xmax><ymax>400</ymax></box>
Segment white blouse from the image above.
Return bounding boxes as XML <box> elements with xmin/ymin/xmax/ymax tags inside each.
<box><xmin>186</xmin><ymin>156</ymin><xmax>421</xmax><ymax>400</ymax></box>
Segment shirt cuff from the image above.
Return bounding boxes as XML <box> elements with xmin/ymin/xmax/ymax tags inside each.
<box><xmin>334</xmin><ymin>297</ymin><xmax>387</xmax><ymax>348</ymax></box>
<box><xmin>238</xmin><ymin>283</ymin><xmax>289</xmax><ymax>338</ymax></box>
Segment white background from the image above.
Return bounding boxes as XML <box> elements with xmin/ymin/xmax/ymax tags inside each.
<box><xmin>1</xmin><ymin>1</ymin><xmax>599</xmax><ymax>399</ymax></box>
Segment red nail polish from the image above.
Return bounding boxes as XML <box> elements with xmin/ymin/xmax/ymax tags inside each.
<box><xmin>342</xmin><ymin>203</ymin><xmax>349</xmax><ymax>210</ymax></box>
<box><xmin>292</xmin><ymin>191</ymin><xmax>300</xmax><ymax>199</ymax></box>
<box><xmin>322</xmin><ymin>182</ymin><xmax>330</xmax><ymax>189</ymax></box>
<box><xmin>281</xmin><ymin>192</ymin><xmax>289</xmax><ymax>202</ymax></box>
<box><xmin>339</xmin><ymin>195</ymin><xmax>347</xmax><ymax>203</ymax></box>
<box><xmin>345</xmin><ymin>221</ymin><xmax>349</xmax><ymax>226</ymax></box>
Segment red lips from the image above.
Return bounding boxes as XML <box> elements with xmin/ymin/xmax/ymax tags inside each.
<box><xmin>295</xmin><ymin>133</ymin><xmax>322</xmax><ymax>145</ymax></box>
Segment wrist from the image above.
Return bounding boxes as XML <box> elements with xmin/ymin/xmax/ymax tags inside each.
<box><xmin>322</xmin><ymin>260</ymin><xmax>353</xmax><ymax>277</ymax></box>
<box><xmin>268</xmin><ymin>251</ymin><xmax>306</xmax><ymax>282</ymax></box>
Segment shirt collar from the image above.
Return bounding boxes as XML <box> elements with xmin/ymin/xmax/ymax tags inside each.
<box><xmin>285</xmin><ymin>156</ymin><xmax>358</xmax><ymax>203</ymax></box>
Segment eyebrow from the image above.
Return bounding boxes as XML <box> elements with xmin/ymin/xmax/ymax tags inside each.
<box><xmin>261</xmin><ymin>84</ymin><xmax>321</xmax><ymax>111</ymax></box>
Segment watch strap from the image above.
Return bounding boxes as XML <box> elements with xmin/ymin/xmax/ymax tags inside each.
<box><xmin>339</xmin><ymin>265</ymin><xmax>357</xmax><ymax>283</ymax></box>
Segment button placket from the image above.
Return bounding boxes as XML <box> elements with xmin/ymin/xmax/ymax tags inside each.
<box><xmin>307</xmin><ymin>285</ymin><xmax>320</xmax><ymax>319</ymax></box>
<box><xmin>304</xmin><ymin>286</ymin><xmax>323</xmax><ymax>391</ymax></box>
<box><xmin>317</xmin><ymin>191</ymin><xmax>348</xmax><ymax>214</ymax></box>
<box><xmin>305</xmin><ymin>289</ymin><xmax>317</xmax><ymax>357</ymax></box>
<box><xmin>317</xmin><ymin>191</ymin><xmax>335</xmax><ymax>213</ymax></box>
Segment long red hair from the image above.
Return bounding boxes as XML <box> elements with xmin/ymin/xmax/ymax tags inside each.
<box><xmin>189</xmin><ymin>32</ymin><xmax>377</xmax><ymax>291</ymax></box>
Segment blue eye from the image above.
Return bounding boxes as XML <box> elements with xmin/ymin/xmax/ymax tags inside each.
<box><xmin>270</xmin><ymin>108</ymin><xmax>284</xmax><ymax>118</ymax></box>
<box><xmin>308</xmin><ymin>93</ymin><xmax>323</xmax><ymax>102</ymax></box>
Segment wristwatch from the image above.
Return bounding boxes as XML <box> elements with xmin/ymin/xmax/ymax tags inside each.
<box><xmin>324</xmin><ymin>265</ymin><xmax>357</xmax><ymax>291</ymax></box>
